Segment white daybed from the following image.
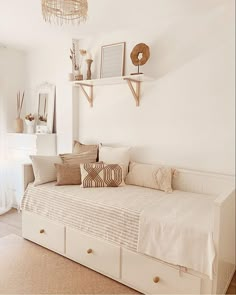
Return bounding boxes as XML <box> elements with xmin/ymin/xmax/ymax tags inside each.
<box><xmin>21</xmin><ymin>163</ymin><xmax>235</xmax><ymax>294</ymax></box>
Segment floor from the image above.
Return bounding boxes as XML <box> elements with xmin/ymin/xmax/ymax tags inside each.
<box><xmin>0</xmin><ymin>209</ymin><xmax>235</xmax><ymax>294</ymax></box>
<box><xmin>0</xmin><ymin>208</ymin><xmax>22</xmax><ymax>238</ymax></box>
<box><xmin>0</xmin><ymin>234</ymin><xmax>137</xmax><ymax>294</ymax></box>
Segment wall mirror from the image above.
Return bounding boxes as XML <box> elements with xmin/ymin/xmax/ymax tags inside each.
<box><xmin>36</xmin><ymin>82</ymin><xmax>55</xmax><ymax>134</ymax></box>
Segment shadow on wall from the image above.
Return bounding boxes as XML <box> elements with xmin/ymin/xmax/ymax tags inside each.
<box><xmin>145</xmin><ymin>1</ymin><xmax>233</xmax><ymax>80</ymax></box>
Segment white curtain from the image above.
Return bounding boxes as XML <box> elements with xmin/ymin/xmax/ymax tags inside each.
<box><xmin>0</xmin><ymin>93</ymin><xmax>12</xmax><ymax>215</ymax></box>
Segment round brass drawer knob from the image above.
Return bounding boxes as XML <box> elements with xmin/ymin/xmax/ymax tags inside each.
<box><xmin>153</xmin><ymin>276</ymin><xmax>160</xmax><ymax>283</ymax></box>
<box><xmin>87</xmin><ymin>249</ymin><xmax>93</xmax><ymax>254</ymax></box>
<box><xmin>39</xmin><ymin>229</ymin><xmax>45</xmax><ymax>234</ymax></box>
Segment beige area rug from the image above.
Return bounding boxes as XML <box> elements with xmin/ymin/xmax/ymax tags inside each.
<box><xmin>0</xmin><ymin>234</ymin><xmax>139</xmax><ymax>294</ymax></box>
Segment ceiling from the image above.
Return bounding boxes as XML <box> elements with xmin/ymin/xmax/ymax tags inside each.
<box><xmin>0</xmin><ymin>0</ymin><xmax>229</xmax><ymax>51</ymax></box>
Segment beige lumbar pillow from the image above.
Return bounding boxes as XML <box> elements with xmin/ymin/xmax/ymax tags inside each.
<box><xmin>30</xmin><ymin>155</ymin><xmax>62</xmax><ymax>186</ymax></box>
<box><xmin>81</xmin><ymin>162</ymin><xmax>125</xmax><ymax>188</ymax></box>
<box><xmin>55</xmin><ymin>163</ymin><xmax>81</xmax><ymax>186</ymax></box>
<box><xmin>99</xmin><ymin>145</ymin><xmax>131</xmax><ymax>177</ymax></box>
<box><xmin>125</xmin><ymin>162</ymin><xmax>173</xmax><ymax>193</ymax></box>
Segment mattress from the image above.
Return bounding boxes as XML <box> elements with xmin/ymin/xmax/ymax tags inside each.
<box><xmin>21</xmin><ymin>182</ymin><xmax>216</xmax><ymax>278</ymax></box>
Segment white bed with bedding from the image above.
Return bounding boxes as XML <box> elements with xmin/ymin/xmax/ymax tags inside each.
<box><xmin>21</xmin><ymin>163</ymin><xmax>235</xmax><ymax>294</ymax></box>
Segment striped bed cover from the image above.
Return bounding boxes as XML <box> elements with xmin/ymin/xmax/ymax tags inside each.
<box><xmin>21</xmin><ymin>182</ymin><xmax>216</xmax><ymax>278</ymax></box>
<box><xmin>21</xmin><ymin>182</ymin><xmax>146</xmax><ymax>251</ymax></box>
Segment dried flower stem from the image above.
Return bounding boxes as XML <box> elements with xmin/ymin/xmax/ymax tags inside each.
<box><xmin>69</xmin><ymin>45</ymin><xmax>87</xmax><ymax>72</ymax></box>
<box><xmin>16</xmin><ymin>91</ymin><xmax>24</xmax><ymax>118</ymax></box>
<box><xmin>70</xmin><ymin>43</ymin><xmax>78</xmax><ymax>71</ymax></box>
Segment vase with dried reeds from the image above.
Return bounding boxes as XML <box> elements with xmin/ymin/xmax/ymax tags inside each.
<box><xmin>14</xmin><ymin>91</ymin><xmax>24</xmax><ymax>133</ymax></box>
<box><xmin>69</xmin><ymin>44</ymin><xmax>87</xmax><ymax>81</ymax></box>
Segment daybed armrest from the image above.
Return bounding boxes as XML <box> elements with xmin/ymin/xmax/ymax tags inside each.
<box><xmin>22</xmin><ymin>163</ymin><xmax>34</xmax><ymax>192</ymax></box>
<box><xmin>214</xmin><ymin>187</ymin><xmax>235</xmax><ymax>206</ymax></box>
<box><xmin>213</xmin><ymin>187</ymin><xmax>235</xmax><ymax>294</ymax></box>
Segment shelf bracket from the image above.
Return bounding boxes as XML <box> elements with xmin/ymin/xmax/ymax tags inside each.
<box><xmin>79</xmin><ymin>83</ymin><xmax>93</xmax><ymax>107</ymax></box>
<box><xmin>124</xmin><ymin>78</ymin><xmax>141</xmax><ymax>106</ymax></box>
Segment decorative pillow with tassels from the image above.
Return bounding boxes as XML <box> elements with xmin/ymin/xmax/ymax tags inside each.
<box><xmin>125</xmin><ymin>162</ymin><xmax>174</xmax><ymax>193</ymax></box>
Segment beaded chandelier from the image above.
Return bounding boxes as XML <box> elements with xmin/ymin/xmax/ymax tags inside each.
<box><xmin>41</xmin><ymin>0</ymin><xmax>88</xmax><ymax>25</ymax></box>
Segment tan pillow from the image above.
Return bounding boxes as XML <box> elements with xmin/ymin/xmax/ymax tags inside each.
<box><xmin>55</xmin><ymin>163</ymin><xmax>81</xmax><ymax>185</ymax></box>
<box><xmin>73</xmin><ymin>140</ymin><xmax>98</xmax><ymax>157</ymax></box>
<box><xmin>60</xmin><ymin>150</ymin><xmax>97</xmax><ymax>165</ymax></box>
<box><xmin>81</xmin><ymin>163</ymin><xmax>125</xmax><ymax>188</ymax></box>
<box><xmin>125</xmin><ymin>162</ymin><xmax>173</xmax><ymax>193</ymax></box>
<box><xmin>30</xmin><ymin>155</ymin><xmax>62</xmax><ymax>186</ymax></box>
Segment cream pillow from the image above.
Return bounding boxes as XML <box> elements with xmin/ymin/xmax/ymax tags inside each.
<box><xmin>99</xmin><ymin>145</ymin><xmax>131</xmax><ymax>177</ymax></box>
<box><xmin>125</xmin><ymin>162</ymin><xmax>173</xmax><ymax>193</ymax></box>
<box><xmin>81</xmin><ymin>162</ymin><xmax>125</xmax><ymax>188</ymax></box>
<box><xmin>30</xmin><ymin>155</ymin><xmax>62</xmax><ymax>186</ymax></box>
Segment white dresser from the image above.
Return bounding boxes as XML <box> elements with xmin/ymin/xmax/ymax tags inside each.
<box><xmin>7</xmin><ymin>133</ymin><xmax>57</xmax><ymax>206</ymax></box>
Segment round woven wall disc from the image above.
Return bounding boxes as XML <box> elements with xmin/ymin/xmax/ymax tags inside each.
<box><xmin>130</xmin><ymin>43</ymin><xmax>150</xmax><ymax>66</ymax></box>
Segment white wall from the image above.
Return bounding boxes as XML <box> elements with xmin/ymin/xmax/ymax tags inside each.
<box><xmin>75</xmin><ymin>0</ymin><xmax>235</xmax><ymax>175</ymax></box>
<box><xmin>25</xmin><ymin>38</ymin><xmax>73</xmax><ymax>153</ymax></box>
<box><xmin>0</xmin><ymin>48</ymin><xmax>27</xmax><ymax>131</ymax></box>
<box><xmin>26</xmin><ymin>0</ymin><xmax>235</xmax><ymax>175</ymax></box>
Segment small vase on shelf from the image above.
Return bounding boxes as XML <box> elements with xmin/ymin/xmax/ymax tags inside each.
<box><xmin>25</xmin><ymin>113</ymin><xmax>35</xmax><ymax>134</ymax></box>
<box><xmin>68</xmin><ymin>73</ymin><xmax>74</xmax><ymax>81</ymax></box>
<box><xmin>14</xmin><ymin>117</ymin><xmax>24</xmax><ymax>133</ymax></box>
<box><xmin>25</xmin><ymin>119</ymin><xmax>35</xmax><ymax>134</ymax></box>
<box><xmin>74</xmin><ymin>70</ymin><xmax>83</xmax><ymax>81</ymax></box>
<box><xmin>86</xmin><ymin>59</ymin><xmax>93</xmax><ymax>80</ymax></box>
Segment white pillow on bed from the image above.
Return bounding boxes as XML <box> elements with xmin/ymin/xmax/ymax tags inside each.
<box><xmin>99</xmin><ymin>145</ymin><xmax>131</xmax><ymax>177</ymax></box>
<box><xmin>30</xmin><ymin>155</ymin><xmax>62</xmax><ymax>186</ymax></box>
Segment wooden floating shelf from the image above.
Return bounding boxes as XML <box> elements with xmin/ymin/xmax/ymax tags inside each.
<box><xmin>72</xmin><ymin>74</ymin><xmax>153</xmax><ymax>107</ymax></box>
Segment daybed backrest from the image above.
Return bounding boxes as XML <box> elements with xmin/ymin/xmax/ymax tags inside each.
<box><xmin>22</xmin><ymin>163</ymin><xmax>34</xmax><ymax>191</ymax></box>
<box><xmin>173</xmin><ymin>169</ymin><xmax>235</xmax><ymax>195</ymax></box>
<box><xmin>23</xmin><ymin>163</ymin><xmax>234</xmax><ymax>196</ymax></box>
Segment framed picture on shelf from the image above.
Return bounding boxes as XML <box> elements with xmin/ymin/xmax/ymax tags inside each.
<box><xmin>100</xmin><ymin>42</ymin><xmax>126</xmax><ymax>78</ymax></box>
